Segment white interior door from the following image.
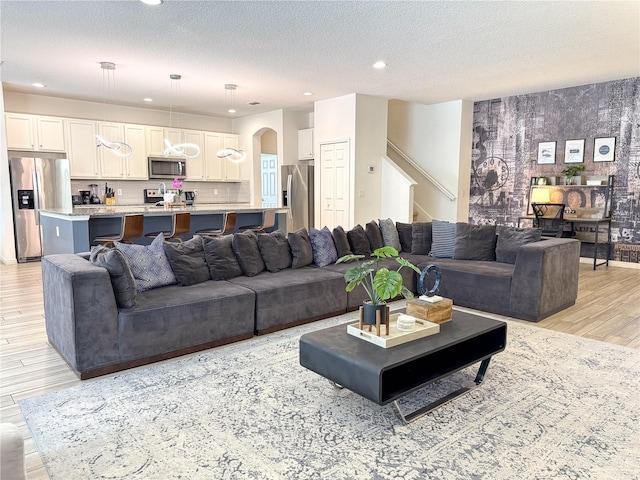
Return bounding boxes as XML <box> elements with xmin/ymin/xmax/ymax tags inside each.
<box><xmin>261</xmin><ymin>154</ymin><xmax>278</xmax><ymax>208</ymax></box>
<box><xmin>320</xmin><ymin>141</ymin><xmax>350</xmax><ymax>229</ymax></box>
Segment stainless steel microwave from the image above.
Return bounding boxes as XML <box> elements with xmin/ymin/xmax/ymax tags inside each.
<box><xmin>148</xmin><ymin>157</ymin><xmax>187</xmax><ymax>179</ymax></box>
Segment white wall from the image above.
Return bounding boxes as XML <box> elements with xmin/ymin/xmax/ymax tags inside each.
<box><xmin>0</xmin><ymin>84</ymin><xmax>17</xmax><ymax>264</ymax></box>
<box><xmin>388</xmin><ymin>99</ymin><xmax>473</xmax><ymax>222</ymax></box>
<box><xmin>381</xmin><ymin>155</ymin><xmax>416</xmax><ymax>223</ymax></box>
<box><xmin>354</xmin><ymin>94</ymin><xmax>388</xmax><ymax>225</ymax></box>
<box><xmin>3</xmin><ymin>91</ymin><xmax>231</xmax><ymax>132</ymax></box>
<box><xmin>282</xmin><ymin>110</ymin><xmax>312</xmax><ymax>166</ymax></box>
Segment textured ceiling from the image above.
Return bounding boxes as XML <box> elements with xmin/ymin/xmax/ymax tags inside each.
<box><xmin>1</xmin><ymin>0</ymin><xmax>638</xmax><ymax>118</ymax></box>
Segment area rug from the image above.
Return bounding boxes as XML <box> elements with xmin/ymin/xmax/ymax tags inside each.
<box><xmin>20</xmin><ymin>311</ymin><xmax>640</xmax><ymax>480</ymax></box>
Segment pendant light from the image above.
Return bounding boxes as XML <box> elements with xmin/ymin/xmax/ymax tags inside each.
<box><xmin>95</xmin><ymin>62</ymin><xmax>132</xmax><ymax>157</ymax></box>
<box><xmin>216</xmin><ymin>84</ymin><xmax>246</xmax><ymax>162</ymax></box>
<box><xmin>163</xmin><ymin>74</ymin><xmax>200</xmax><ymax>158</ymax></box>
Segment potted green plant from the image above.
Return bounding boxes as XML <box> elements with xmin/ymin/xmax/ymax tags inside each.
<box><xmin>561</xmin><ymin>165</ymin><xmax>585</xmax><ymax>185</ymax></box>
<box><xmin>337</xmin><ymin>246</ymin><xmax>421</xmax><ymax>325</ymax></box>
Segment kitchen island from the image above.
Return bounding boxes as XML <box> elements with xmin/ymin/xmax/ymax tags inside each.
<box><xmin>39</xmin><ymin>205</ymin><xmax>288</xmax><ymax>255</ymax></box>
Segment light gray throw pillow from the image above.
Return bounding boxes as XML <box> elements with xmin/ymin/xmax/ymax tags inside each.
<box><xmin>115</xmin><ymin>233</ymin><xmax>177</xmax><ymax>292</ymax></box>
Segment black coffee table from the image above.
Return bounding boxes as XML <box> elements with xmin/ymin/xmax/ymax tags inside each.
<box><xmin>299</xmin><ymin>310</ymin><xmax>507</xmax><ymax>423</ymax></box>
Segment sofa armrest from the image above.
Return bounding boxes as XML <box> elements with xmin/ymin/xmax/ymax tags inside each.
<box><xmin>510</xmin><ymin>238</ymin><xmax>580</xmax><ymax>321</ymax></box>
<box><xmin>42</xmin><ymin>254</ymin><xmax>120</xmax><ymax>374</ymax></box>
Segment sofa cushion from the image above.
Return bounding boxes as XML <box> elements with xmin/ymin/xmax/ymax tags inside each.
<box><xmin>411</xmin><ymin>222</ymin><xmax>433</xmax><ymax>255</ymax></box>
<box><xmin>258</xmin><ymin>230</ymin><xmax>292</xmax><ymax>272</ymax></box>
<box><xmin>309</xmin><ymin>227</ymin><xmax>338</xmax><ymax>267</ymax></box>
<box><xmin>496</xmin><ymin>228</ymin><xmax>542</xmax><ymax>264</ymax></box>
<box><xmin>288</xmin><ymin>228</ymin><xmax>313</xmax><ymax>269</ymax></box>
<box><xmin>453</xmin><ymin>223</ymin><xmax>497</xmax><ymax>261</ymax></box>
<box><xmin>163</xmin><ymin>236</ymin><xmax>211</xmax><ymax>286</ymax></box>
<box><xmin>396</xmin><ymin>222</ymin><xmax>413</xmax><ymax>253</ymax></box>
<box><xmin>115</xmin><ymin>233</ymin><xmax>177</xmax><ymax>292</ymax></box>
<box><xmin>89</xmin><ymin>245</ymin><xmax>137</xmax><ymax>308</ymax></box>
<box><xmin>347</xmin><ymin>225</ymin><xmax>371</xmax><ymax>256</ymax></box>
<box><xmin>365</xmin><ymin>221</ymin><xmax>384</xmax><ymax>251</ymax></box>
<box><xmin>202</xmin><ymin>235</ymin><xmax>244</xmax><ymax>280</ymax></box>
<box><xmin>332</xmin><ymin>226</ymin><xmax>352</xmax><ymax>258</ymax></box>
<box><xmin>430</xmin><ymin>220</ymin><xmax>456</xmax><ymax>258</ymax></box>
<box><xmin>232</xmin><ymin>230</ymin><xmax>265</xmax><ymax>277</ymax></box>
<box><xmin>378</xmin><ymin>218</ymin><xmax>401</xmax><ymax>251</ymax></box>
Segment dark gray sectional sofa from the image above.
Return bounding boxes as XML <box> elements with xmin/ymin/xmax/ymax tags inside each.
<box><xmin>42</xmin><ymin>220</ymin><xmax>580</xmax><ymax>379</ymax></box>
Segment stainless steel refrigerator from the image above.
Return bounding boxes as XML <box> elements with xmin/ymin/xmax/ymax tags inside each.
<box><xmin>8</xmin><ymin>151</ymin><xmax>72</xmax><ymax>262</ymax></box>
<box><xmin>281</xmin><ymin>165</ymin><xmax>314</xmax><ymax>232</ymax></box>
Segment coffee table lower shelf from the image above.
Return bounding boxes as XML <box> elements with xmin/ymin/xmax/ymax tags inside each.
<box><xmin>299</xmin><ymin>311</ymin><xmax>507</xmax><ymax>423</ymax></box>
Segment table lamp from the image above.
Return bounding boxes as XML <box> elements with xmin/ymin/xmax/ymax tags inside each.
<box><xmin>530</xmin><ymin>187</ymin><xmax>551</xmax><ymax>204</ymax></box>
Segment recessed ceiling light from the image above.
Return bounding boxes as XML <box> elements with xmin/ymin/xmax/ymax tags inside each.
<box><xmin>373</xmin><ymin>61</ymin><xmax>387</xmax><ymax>69</ymax></box>
<box><xmin>228</xmin><ymin>108</ymin><xmax>237</xmax><ymax>114</ymax></box>
<box><xmin>302</xmin><ymin>92</ymin><xmax>313</xmax><ymax>96</ymax></box>
<box><xmin>143</xmin><ymin>98</ymin><xmax>153</xmax><ymax>102</ymax></box>
<box><xmin>32</xmin><ymin>82</ymin><xmax>46</xmax><ymax>88</ymax></box>
<box><xmin>140</xmin><ymin>0</ymin><xmax>163</xmax><ymax>5</ymax></box>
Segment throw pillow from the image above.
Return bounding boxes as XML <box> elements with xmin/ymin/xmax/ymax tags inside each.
<box><xmin>115</xmin><ymin>233</ymin><xmax>177</xmax><ymax>292</ymax></box>
<box><xmin>396</xmin><ymin>222</ymin><xmax>413</xmax><ymax>253</ymax></box>
<box><xmin>378</xmin><ymin>218</ymin><xmax>401</xmax><ymax>251</ymax></box>
<box><xmin>495</xmin><ymin>228</ymin><xmax>542</xmax><ymax>264</ymax></box>
<box><xmin>288</xmin><ymin>228</ymin><xmax>313</xmax><ymax>269</ymax></box>
<box><xmin>202</xmin><ymin>235</ymin><xmax>243</xmax><ymax>280</ymax></box>
<box><xmin>309</xmin><ymin>227</ymin><xmax>338</xmax><ymax>267</ymax></box>
<box><xmin>347</xmin><ymin>225</ymin><xmax>371</xmax><ymax>256</ymax></box>
<box><xmin>89</xmin><ymin>245</ymin><xmax>137</xmax><ymax>308</ymax></box>
<box><xmin>258</xmin><ymin>230</ymin><xmax>292</xmax><ymax>272</ymax></box>
<box><xmin>453</xmin><ymin>223</ymin><xmax>497</xmax><ymax>261</ymax></box>
<box><xmin>429</xmin><ymin>220</ymin><xmax>457</xmax><ymax>258</ymax></box>
<box><xmin>411</xmin><ymin>222</ymin><xmax>433</xmax><ymax>255</ymax></box>
<box><xmin>365</xmin><ymin>221</ymin><xmax>384</xmax><ymax>251</ymax></box>
<box><xmin>163</xmin><ymin>236</ymin><xmax>211</xmax><ymax>286</ymax></box>
<box><xmin>231</xmin><ymin>230</ymin><xmax>265</xmax><ymax>277</ymax></box>
<box><xmin>332</xmin><ymin>226</ymin><xmax>352</xmax><ymax>258</ymax></box>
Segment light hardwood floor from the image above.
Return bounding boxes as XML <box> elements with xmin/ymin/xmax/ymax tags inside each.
<box><xmin>1</xmin><ymin>261</ymin><xmax>639</xmax><ymax>479</ymax></box>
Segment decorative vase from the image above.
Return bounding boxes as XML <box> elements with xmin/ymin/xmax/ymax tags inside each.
<box><xmin>362</xmin><ymin>301</ymin><xmax>388</xmax><ymax>326</ymax></box>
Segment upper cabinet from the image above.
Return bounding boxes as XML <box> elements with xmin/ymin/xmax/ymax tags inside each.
<box><xmin>184</xmin><ymin>130</ymin><xmax>205</xmax><ymax>181</ymax></box>
<box><xmin>222</xmin><ymin>134</ymin><xmax>242</xmax><ymax>181</ymax></box>
<box><xmin>298</xmin><ymin>128</ymin><xmax>314</xmax><ymax>160</ymax></box>
<box><xmin>146</xmin><ymin>126</ymin><xmax>184</xmax><ymax>157</ymax></box>
<box><xmin>123</xmin><ymin>124</ymin><xmax>148</xmax><ymax>180</ymax></box>
<box><xmin>66</xmin><ymin>119</ymin><xmax>99</xmax><ymax>179</ymax></box>
<box><xmin>98</xmin><ymin>123</ymin><xmax>148</xmax><ymax>180</ymax></box>
<box><xmin>6</xmin><ymin>114</ymin><xmax>65</xmax><ymax>152</ymax></box>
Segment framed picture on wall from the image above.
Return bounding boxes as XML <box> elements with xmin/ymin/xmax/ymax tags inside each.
<box><xmin>564</xmin><ymin>139</ymin><xmax>585</xmax><ymax>163</ymax></box>
<box><xmin>594</xmin><ymin>137</ymin><xmax>616</xmax><ymax>162</ymax></box>
<box><xmin>537</xmin><ymin>141</ymin><xmax>556</xmax><ymax>164</ymax></box>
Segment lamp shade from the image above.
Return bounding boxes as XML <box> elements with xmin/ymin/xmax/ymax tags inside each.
<box><xmin>530</xmin><ymin>187</ymin><xmax>550</xmax><ymax>204</ymax></box>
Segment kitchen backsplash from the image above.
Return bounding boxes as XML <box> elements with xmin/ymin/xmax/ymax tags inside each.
<box><xmin>71</xmin><ymin>180</ymin><xmax>251</xmax><ymax>205</ymax></box>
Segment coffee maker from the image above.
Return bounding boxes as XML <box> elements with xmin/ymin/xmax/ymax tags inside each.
<box><xmin>79</xmin><ymin>190</ymin><xmax>91</xmax><ymax>204</ymax></box>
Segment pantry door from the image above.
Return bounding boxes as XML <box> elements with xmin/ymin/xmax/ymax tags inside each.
<box><xmin>319</xmin><ymin>141</ymin><xmax>350</xmax><ymax>229</ymax></box>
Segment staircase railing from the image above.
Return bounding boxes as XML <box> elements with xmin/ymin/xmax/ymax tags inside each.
<box><xmin>387</xmin><ymin>139</ymin><xmax>456</xmax><ymax>201</ymax></box>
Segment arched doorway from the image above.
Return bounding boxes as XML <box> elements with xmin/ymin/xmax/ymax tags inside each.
<box><xmin>255</xmin><ymin>128</ymin><xmax>278</xmax><ymax>207</ymax></box>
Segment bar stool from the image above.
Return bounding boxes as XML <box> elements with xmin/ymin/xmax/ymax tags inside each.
<box><xmin>145</xmin><ymin>212</ymin><xmax>191</xmax><ymax>242</ymax></box>
<box><xmin>94</xmin><ymin>214</ymin><xmax>144</xmax><ymax>248</ymax></box>
<box><xmin>238</xmin><ymin>209</ymin><xmax>276</xmax><ymax>233</ymax></box>
<box><xmin>196</xmin><ymin>211</ymin><xmax>237</xmax><ymax>237</ymax></box>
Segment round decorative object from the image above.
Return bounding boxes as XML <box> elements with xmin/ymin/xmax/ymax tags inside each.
<box><xmin>473</xmin><ymin>156</ymin><xmax>509</xmax><ymax>192</ymax></box>
<box><xmin>418</xmin><ymin>265</ymin><xmax>443</xmax><ymax>297</ymax></box>
<box><xmin>396</xmin><ymin>314</ymin><xmax>416</xmax><ymax>332</ymax></box>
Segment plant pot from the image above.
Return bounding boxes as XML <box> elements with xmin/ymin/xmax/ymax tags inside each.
<box><xmin>362</xmin><ymin>301</ymin><xmax>388</xmax><ymax>326</ymax></box>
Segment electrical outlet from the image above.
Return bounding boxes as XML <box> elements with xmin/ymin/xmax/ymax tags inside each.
<box><xmin>214</xmin><ymin>189</ymin><xmax>218</xmax><ymax>195</ymax></box>
<box><xmin>55</xmin><ymin>226</ymin><xmax>60</xmax><ymax>237</ymax></box>
<box><xmin>117</xmin><ymin>189</ymin><xmax>122</xmax><ymax>196</ymax></box>
<box><xmin>359</xmin><ymin>190</ymin><xmax>365</xmax><ymax>198</ymax></box>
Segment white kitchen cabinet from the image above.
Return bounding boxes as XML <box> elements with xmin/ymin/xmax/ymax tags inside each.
<box><xmin>5</xmin><ymin>113</ymin><xmax>65</xmax><ymax>151</ymax></box>
<box><xmin>203</xmin><ymin>132</ymin><xmax>223</xmax><ymax>180</ymax></box>
<box><xmin>184</xmin><ymin>130</ymin><xmax>205</xmax><ymax>180</ymax></box>
<box><xmin>298</xmin><ymin>128</ymin><xmax>314</xmax><ymax>160</ymax></box>
<box><xmin>123</xmin><ymin>124</ymin><xmax>148</xmax><ymax>179</ymax></box>
<box><xmin>66</xmin><ymin>119</ymin><xmax>100</xmax><ymax>179</ymax></box>
<box><xmin>223</xmin><ymin>134</ymin><xmax>242</xmax><ymax>181</ymax></box>
<box><xmin>98</xmin><ymin>123</ymin><xmax>148</xmax><ymax>180</ymax></box>
<box><xmin>146</xmin><ymin>126</ymin><xmax>184</xmax><ymax>157</ymax></box>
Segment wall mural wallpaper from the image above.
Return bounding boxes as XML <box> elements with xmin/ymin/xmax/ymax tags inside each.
<box><xmin>470</xmin><ymin>77</ymin><xmax>640</xmax><ymax>263</ymax></box>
